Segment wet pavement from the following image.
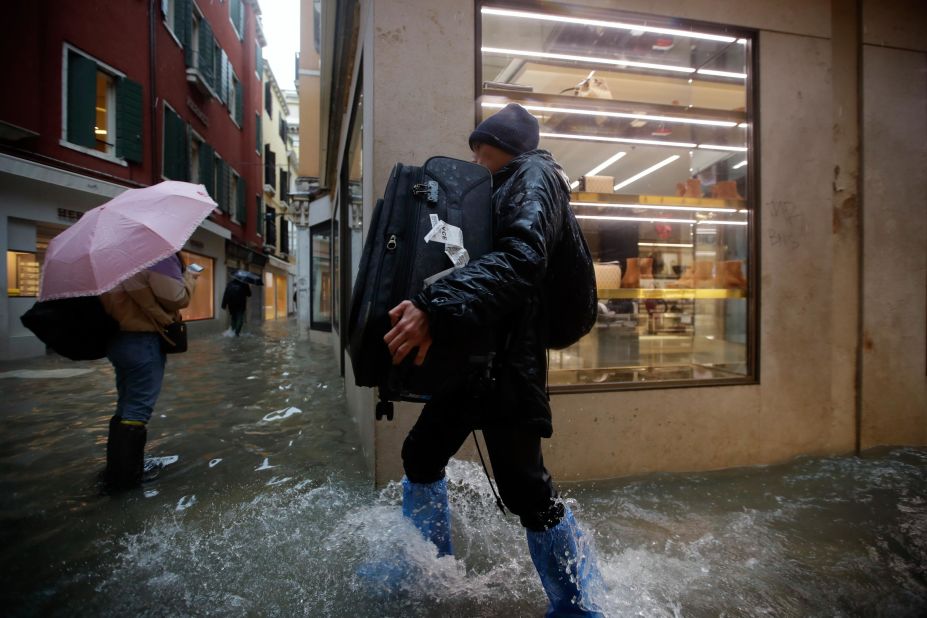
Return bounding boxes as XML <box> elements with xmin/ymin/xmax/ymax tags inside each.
<box><xmin>1</xmin><ymin>318</ymin><xmax>925</xmax><ymax>617</ymax></box>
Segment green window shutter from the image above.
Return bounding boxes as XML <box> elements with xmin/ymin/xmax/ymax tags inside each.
<box><xmin>236</xmin><ymin>176</ymin><xmax>246</xmax><ymax>223</ymax></box>
<box><xmin>199</xmin><ymin>20</ymin><xmax>214</xmax><ymax>86</ymax></box>
<box><xmin>217</xmin><ymin>159</ymin><xmax>229</xmax><ymax>212</ymax></box>
<box><xmin>115</xmin><ymin>78</ymin><xmax>143</xmax><ymax>163</ymax></box>
<box><xmin>231</xmin><ymin>0</ymin><xmax>242</xmax><ymax>38</ymax></box>
<box><xmin>219</xmin><ymin>50</ymin><xmax>229</xmax><ymax>105</ymax></box>
<box><xmin>163</xmin><ymin>107</ymin><xmax>189</xmax><ymax>180</ymax></box>
<box><xmin>177</xmin><ymin>0</ymin><xmax>192</xmax><ymax>67</ymax></box>
<box><xmin>67</xmin><ymin>52</ymin><xmax>96</xmax><ymax>148</ymax></box>
<box><xmin>235</xmin><ymin>79</ymin><xmax>243</xmax><ymax>125</ymax></box>
<box><xmin>199</xmin><ymin>142</ymin><xmax>215</xmax><ymax>196</ymax></box>
<box><xmin>255</xmin><ymin>114</ymin><xmax>261</xmax><ymax>152</ymax></box>
<box><xmin>256</xmin><ymin>43</ymin><xmax>263</xmax><ymax>79</ymax></box>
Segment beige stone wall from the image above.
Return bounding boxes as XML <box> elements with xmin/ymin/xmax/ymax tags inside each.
<box><xmin>340</xmin><ymin>0</ymin><xmax>926</xmax><ymax>485</ymax></box>
<box><xmin>860</xmin><ymin>32</ymin><xmax>927</xmax><ymax>447</ymax></box>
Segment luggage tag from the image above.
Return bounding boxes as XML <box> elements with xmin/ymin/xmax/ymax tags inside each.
<box><xmin>423</xmin><ymin>213</ymin><xmax>470</xmax><ymax>286</ymax></box>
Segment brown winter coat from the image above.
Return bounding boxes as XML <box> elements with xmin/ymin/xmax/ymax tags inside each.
<box><xmin>101</xmin><ymin>255</ymin><xmax>196</xmax><ymax>332</ymax></box>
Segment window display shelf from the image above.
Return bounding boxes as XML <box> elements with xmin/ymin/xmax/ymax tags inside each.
<box><xmin>598</xmin><ymin>288</ymin><xmax>746</xmax><ymax>300</ymax></box>
<box><xmin>572</xmin><ymin>191</ymin><xmax>746</xmax><ymax>210</ymax></box>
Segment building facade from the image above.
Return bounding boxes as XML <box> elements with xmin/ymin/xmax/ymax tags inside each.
<box><xmin>0</xmin><ymin>0</ymin><xmax>268</xmax><ymax>358</ymax></box>
<box><xmin>261</xmin><ymin>61</ymin><xmax>297</xmax><ymax>320</ymax></box>
<box><xmin>304</xmin><ymin>0</ymin><xmax>927</xmax><ymax>485</ymax></box>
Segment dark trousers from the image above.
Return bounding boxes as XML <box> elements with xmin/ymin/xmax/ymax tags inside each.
<box><xmin>229</xmin><ymin>308</ymin><xmax>245</xmax><ymax>335</ymax></box>
<box><xmin>402</xmin><ymin>399</ymin><xmax>563</xmax><ymax>531</ymax></box>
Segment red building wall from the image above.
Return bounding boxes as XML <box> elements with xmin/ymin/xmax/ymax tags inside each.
<box><xmin>0</xmin><ymin>0</ymin><xmax>263</xmax><ymax>247</ymax></box>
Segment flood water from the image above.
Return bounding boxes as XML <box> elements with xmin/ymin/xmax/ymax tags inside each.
<box><xmin>1</xmin><ymin>319</ymin><xmax>925</xmax><ymax>617</ymax></box>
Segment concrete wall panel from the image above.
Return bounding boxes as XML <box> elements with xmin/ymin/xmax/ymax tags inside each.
<box><xmin>861</xmin><ymin>45</ymin><xmax>927</xmax><ymax>446</ymax></box>
<box><xmin>862</xmin><ymin>0</ymin><xmax>927</xmax><ymax>52</ymax></box>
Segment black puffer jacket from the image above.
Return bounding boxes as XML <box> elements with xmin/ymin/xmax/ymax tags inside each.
<box><xmin>414</xmin><ymin>150</ymin><xmax>573</xmax><ymax>437</ymax></box>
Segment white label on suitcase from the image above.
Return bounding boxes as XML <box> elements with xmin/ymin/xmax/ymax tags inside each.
<box><xmin>424</xmin><ymin>217</ymin><xmax>469</xmax><ymax>267</ymax></box>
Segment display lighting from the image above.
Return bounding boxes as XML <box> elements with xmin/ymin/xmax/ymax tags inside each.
<box><xmin>613</xmin><ymin>155</ymin><xmax>681</xmax><ymax>190</ymax></box>
<box><xmin>482</xmin><ymin>102</ymin><xmax>739</xmax><ymax>128</ymax></box>
<box><xmin>696</xmin><ymin>220</ymin><xmax>748</xmax><ymax>225</ymax></box>
<box><xmin>540</xmin><ymin>131</ymin><xmax>697</xmax><ymax>149</ymax></box>
<box><xmin>699</xmin><ymin>144</ymin><xmax>748</xmax><ymax>152</ymax></box>
<box><xmin>638</xmin><ymin>242</ymin><xmax>694</xmax><ymax>248</ymax></box>
<box><xmin>481</xmin><ymin>46</ymin><xmax>746</xmax><ymax>81</ymax></box>
<box><xmin>576</xmin><ymin>214</ymin><xmax>696</xmax><ymax>224</ymax></box>
<box><xmin>481</xmin><ymin>6</ymin><xmax>740</xmax><ymax>43</ymax></box>
<box><xmin>733</xmin><ymin>160</ymin><xmax>748</xmax><ymax>169</ymax></box>
<box><xmin>571</xmin><ymin>202</ymin><xmax>738</xmax><ymax>214</ymax></box>
<box><xmin>570</xmin><ymin>150</ymin><xmax>627</xmax><ymax>189</ymax></box>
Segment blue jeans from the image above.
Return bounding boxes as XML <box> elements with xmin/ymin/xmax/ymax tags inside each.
<box><xmin>106</xmin><ymin>332</ymin><xmax>166</xmax><ymax>423</ymax></box>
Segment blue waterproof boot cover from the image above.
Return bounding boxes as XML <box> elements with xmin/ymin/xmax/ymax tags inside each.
<box><xmin>402</xmin><ymin>476</ymin><xmax>453</xmax><ymax>557</ymax></box>
<box><xmin>526</xmin><ymin>507</ymin><xmax>606</xmax><ymax>617</ymax></box>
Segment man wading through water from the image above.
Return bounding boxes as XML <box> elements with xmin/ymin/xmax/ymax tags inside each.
<box><xmin>383</xmin><ymin>103</ymin><xmax>606</xmax><ymax>616</ymax></box>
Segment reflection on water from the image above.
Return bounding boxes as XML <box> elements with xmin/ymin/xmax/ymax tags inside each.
<box><xmin>0</xmin><ymin>320</ymin><xmax>925</xmax><ymax>617</ymax></box>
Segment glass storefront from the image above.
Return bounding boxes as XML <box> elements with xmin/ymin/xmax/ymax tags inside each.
<box><xmin>310</xmin><ymin>222</ymin><xmax>332</xmax><ymax>330</ymax></box>
<box><xmin>263</xmin><ymin>270</ymin><xmax>289</xmax><ymax>320</ymax></box>
<box><xmin>6</xmin><ymin>252</ymin><xmax>39</xmax><ymax>297</ymax></box>
<box><xmin>479</xmin><ymin>3</ymin><xmax>755</xmax><ymax>388</ymax></box>
<box><xmin>179</xmin><ymin>250</ymin><xmax>214</xmax><ymax>321</ymax></box>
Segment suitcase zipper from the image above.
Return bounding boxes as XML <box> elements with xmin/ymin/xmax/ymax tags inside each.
<box><xmin>392</xmin><ymin>169</ymin><xmax>426</xmax><ymax>307</ymax></box>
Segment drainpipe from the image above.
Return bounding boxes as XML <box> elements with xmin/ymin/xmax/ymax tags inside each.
<box><xmin>149</xmin><ymin>0</ymin><xmax>159</xmax><ymax>185</ymax></box>
<box><xmin>830</xmin><ymin>0</ymin><xmax>863</xmax><ymax>455</ymax></box>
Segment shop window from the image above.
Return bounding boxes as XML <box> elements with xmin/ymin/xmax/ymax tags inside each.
<box><xmin>479</xmin><ymin>4</ymin><xmax>755</xmax><ymax>388</ymax></box>
<box><xmin>7</xmin><ymin>252</ymin><xmax>40</xmax><ymax>297</ymax></box>
<box><xmin>262</xmin><ymin>272</ymin><xmax>287</xmax><ymax>320</ymax></box>
<box><xmin>64</xmin><ymin>47</ymin><xmax>142</xmax><ymax>162</ymax></box>
<box><xmin>310</xmin><ymin>222</ymin><xmax>332</xmax><ymax>331</ymax></box>
<box><xmin>179</xmin><ymin>251</ymin><xmax>214</xmax><ymax>321</ymax></box>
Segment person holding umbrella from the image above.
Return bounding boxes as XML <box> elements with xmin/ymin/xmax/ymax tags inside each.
<box><xmin>221</xmin><ymin>274</ymin><xmax>252</xmax><ymax>336</ymax></box>
<box><xmin>100</xmin><ymin>252</ymin><xmax>199</xmax><ymax>489</ymax></box>
<box><xmin>37</xmin><ymin>181</ymin><xmax>217</xmax><ymax>492</ymax></box>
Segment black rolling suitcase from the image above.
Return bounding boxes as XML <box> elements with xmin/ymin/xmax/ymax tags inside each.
<box><xmin>347</xmin><ymin>156</ymin><xmax>494</xmax><ymax>419</ymax></box>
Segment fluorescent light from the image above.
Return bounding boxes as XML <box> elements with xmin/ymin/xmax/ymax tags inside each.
<box><xmin>576</xmin><ymin>214</ymin><xmax>696</xmax><ymax>224</ymax></box>
<box><xmin>571</xmin><ymin>201</ymin><xmax>738</xmax><ymax>214</ymax></box>
<box><xmin>737</xmin><ymin>122</ymin><xmax>747</xmax><ymax>128</ymax></box>
<box><xmin>94</xmin><ymin>129</ymin><xmax>107</xmax><ymax>135</ymax></box>
<box><xmin>482</xmin><ymin>101</ymin><xmax>738</xmax><ymax>128</ymax></box>
<box><xmin>541</xmin><ymin>131</ymin><xmax>696</xmax><ymax>149</ymax></box>
<box><xmin>613</xmin><ymin>155</ymin><xmax>681</xmax><ymax>191</ymax></box>
<box><xmin>481</xmin><ymin>7</ymin><xmax>739</xmax><ymax>43</ymax></box>
<box><xmin>639</xmin><ymin>242</ymin><xmax>694</xmax><ymax>248</ymax></box>
<box><xmin>697</xmin><ymin>68</ymin><xmax>747</xmax><ymax>79</ymax></box>
<box><xmin>698</xmin><ymin>144</ymin><xmax>748</xmax><ymax>152</ymax></box>
<box><xmin>586</xmin><ymin>150</ymin><xmax>627</xmax><ymax>176</ymax></box>
<box><xmin>483</xmin><ymin>46</ymin><xmax>695</xmax><ymax>75</ymax></box>
<box><xmin>570</xmin><ymin>180</ymin><xmax>581</xmax><ymax>189</ymax></box>
<box><xmin>696</xmin><ymin>220</ymin><xmax>748</xmax><ymax>225</ymax></box>
<box><xmin>733</xmin><ymin>160</ymin><xmax>747</xmax><ymax>169</ymax></box>
<box><xmin>481</xmin><ymin>46</ymin><xmax>747</xmax><ymax>80</ymax></box>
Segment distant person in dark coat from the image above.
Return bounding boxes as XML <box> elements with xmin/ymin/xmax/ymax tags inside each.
<box><xmin>221</xmin><ymin>278</ymin><xmax>251</xmax><ymax>336</ymax></box>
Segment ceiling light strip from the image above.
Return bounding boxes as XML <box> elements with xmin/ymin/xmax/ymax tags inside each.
<box><xmin>613</xmin><ymin>155</ymin><xmax>681</xmax><ymax>191</ymax></box>
<box><xmin>540</xmin><ymin>131</ymin><xmax>697</xmax><ymax>149</ymax></box>
<box><xmin>571</xmin><ymin>202</ymin><xmax>739</xmax><ymax>213</ymax></box>
<box><xmin>571</xmin><ymin>150</ymin><xmax>629</xmax><ymax>189</ymax></box>
<box><xmin>481</xmin><ymin>102</ymin><xmax>738</xmax><ymax>128</ymax></box>
<box><xmin>732</xmin><ymin>160</ymin><xmax>747</xmax><ymax>169</ymax></box>
<box><xmin>696</xmin><ymin>220</ymin><xmax>748</xmax><ymax>225</ymax></box>
<box><xmin>698</xmin><ymin>144</ymin><xmax>748</xmax><ymax>152</ymax></box>
<box><xmin>481</xmin><ymin>6</ymin><xmax>739</xmax><ymax>44</ymax></box>
<box><xmin>639</xmin><ymin>242</ymin><xmax>695</xmax><ymax>247</ymax></box>
<box><xmin>483</xmin><ymin>46</ymin><xmax>696</xmax><ymax>75</ymax></box>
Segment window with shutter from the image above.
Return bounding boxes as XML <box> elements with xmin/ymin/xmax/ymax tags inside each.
<box><xmin>220</xmin><ymin>51</ymin><xmax>229</xmax><ymax>105</ymax></box>
<box><xmin>255</xmin><ymin>42</ymin><xmax>263</xmax><ymax>79</ymax></box>
<box><xmin>163</xmin><ymin>106</ymin><xmax>189</xmax><ymax>180</ymax></box>
<box><xmin>234</xmin><ymin>76</ymin><xmax>243</xmax><ymax>126</ymax></box>
<box><xmin>66</xmin><ymin>51</ymin><xmax>97</xmax><ymax>149</ymax></box>
<box><xmin>216</xmin><ymin>158</ymin><xmax>229</xmax><ymax>212</ymax></box>
<box><xmin>231</xmin><ymin>0</ymin><xmax>243</xmax><ymax>39</ymax></box>
<box><xmin>255</xmin><ymin>112</ymin><xmax>261</xmax><ymax>154</ymax></box>
<box><xmin>264</xmin><ymin>80</ymin><xmax>272</xmax><ymax>117</ymax></box>
<box><xmin>199</xmin><ymin>142</ymin><xmax>215</xmax><ymax>197</ymax></box>
<box><xmin>116</xmin><ymin>78</ymin><xmax>143</xmax><ymax>163</ymax></box>
<box><xmin>236</xmin><ymin>176</ymin><xmax>246</xmax><ymax>223</ymax></box>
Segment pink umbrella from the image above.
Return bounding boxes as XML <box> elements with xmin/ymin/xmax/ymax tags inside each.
<box><xmin>39</xmin><ymin>181</ymin><xmax>218</xmax><ymax>301</ymax></box>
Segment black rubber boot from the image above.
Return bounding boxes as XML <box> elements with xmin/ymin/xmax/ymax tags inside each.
<box><xmin>104</xmin><ymin>421</ymin><xmax>147</xmax><ymax>492</ymax></box>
